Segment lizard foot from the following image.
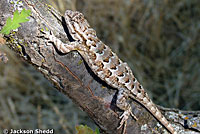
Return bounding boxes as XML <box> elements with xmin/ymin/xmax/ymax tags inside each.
<box><xmin>117</xmin><ymin>107</ymin><xmax>138</xmax><ymax>134</ymax></box>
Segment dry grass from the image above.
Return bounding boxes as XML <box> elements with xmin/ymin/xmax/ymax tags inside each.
<box><xmin>0</xmin><ymin>0</ymin><xmax>200</xmax><ymax>133</ymax></box>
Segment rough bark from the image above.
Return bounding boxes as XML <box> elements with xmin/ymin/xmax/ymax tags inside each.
<box><xmin>0</xmin><ymin>0</ymin><xmax>200</xmax><ymax>133</ymax></box>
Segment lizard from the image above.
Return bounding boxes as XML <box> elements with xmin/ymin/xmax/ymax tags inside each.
<box><xmin>43</xmin><ymin>10</ymin><xmax>177</xmax><ymax>134</ymax></box>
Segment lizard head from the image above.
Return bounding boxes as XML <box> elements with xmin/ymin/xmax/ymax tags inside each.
<box><xmin>65</xmin><ymin>10</ymin><xmax>96</xmax><ymax>41</ymax></box>
<box><xmin>65</xmin><ymin>10</ymin><xmax>88</xmax><ymax>25</ymax></box>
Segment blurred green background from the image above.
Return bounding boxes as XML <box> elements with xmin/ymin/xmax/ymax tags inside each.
<box><xmin>0</xmin><ymin>0</ymin><xmax>200</xmax><ymax>133</ymax></box>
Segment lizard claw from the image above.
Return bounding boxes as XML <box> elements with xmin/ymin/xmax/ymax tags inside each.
<box><xmin>117</xmin><ymin>108</ymin><xmax>138</xmax><ymax>134</ymax></box>
<box><xmin>117</xmin><ymin>111</ymin><xmax>129</xmax><ymax>129</ymax></box>
<box><xmin>37</xmin><ymin>29</ymin><xmax>49</xmax><ymax>38</ymax></box>
<box><xmin>130</xmin><ymin>110</ymin><xmax>138</xmax><ymax>121</ymax></box>
<box><xmin>117</xmin><ymin>107</ymin><xmax>138</xmax><ymax>130</ymax></box>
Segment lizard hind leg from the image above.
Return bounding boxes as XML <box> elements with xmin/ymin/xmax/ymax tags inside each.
<box><xmin>116</xmin><ymin>89</ymin><xmax>138</xmax><ymax>133</ymax></box>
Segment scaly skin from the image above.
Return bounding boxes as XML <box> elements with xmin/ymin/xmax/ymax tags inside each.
<box><xmin>45</xmin><ymin>10</ymin><xmax>176</xmax><ymax>134</ymax></box>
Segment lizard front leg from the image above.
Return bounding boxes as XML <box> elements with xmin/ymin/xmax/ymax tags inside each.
<box><xmin>117</xmin><ymin>89</ymin><xmax>138</xmax><ymax>134</ymax></box>
<box><xmin>42</xmin><ymin>31</ymin><xmax>82</xmax><ymax>53</ymax></box>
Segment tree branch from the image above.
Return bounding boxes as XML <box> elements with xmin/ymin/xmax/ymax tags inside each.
<box><xmin>0</xmin><ymin>0</ymin><xmax>199</xmax><ymax>133</ymax></box>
